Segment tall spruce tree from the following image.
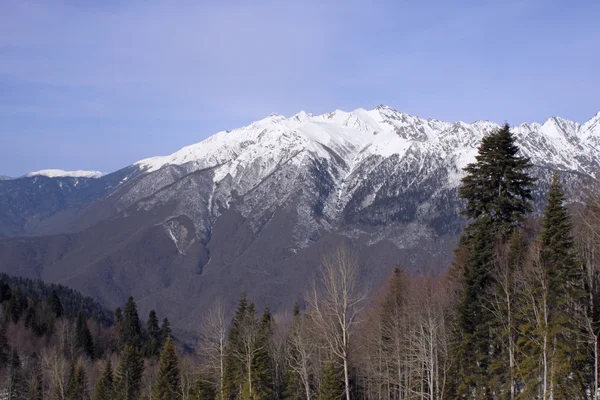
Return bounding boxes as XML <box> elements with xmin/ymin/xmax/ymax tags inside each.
<box><xmin>459</xmin><ymin>123</ymin><xmax>535</xmax><ymax>237</ymax></box>
<box><xmin>75</xmin><ymin>313</ymin><xmax>95</xmax><ymax>359</ymax></box>
<box><xmin>160</xmin><ymin>317</ymin><xmax>172</xmax><ymax>344</ymax></box>
<box><xmin>94</xmin><ymin>359</ymin><xmax>115</xmax><ymax>400</ymax></box>
<box><xmin>224</xmin><ymin>293</ymin><xmax>248</xmax><ymax>399</ymax></box>
<box><xmin>450</xmin><ymin>124</ymin><xmax>534</xmax><ymax>399</ymax></box>
<box><xmin>253</xmin><ymin>307</ymin><xmax>274</xmax><ymax>399</ymax></box>
<box><xmin>518</xmin><ymin>171</ymin><xmax>588</xmax><ymax>398</ymax></box>
<box><xmin>120</xmin><ymin>297</ymin><xmax>142</xmax><ymax>349</ymax></box>
<box><xmin>114</xmin><ymin>345</ymin><xmax>144</xmax><ymax>400</ymax></box>
<box><xmin>152</xmin><ymin>337</ymin><xmax>182</xmax><ymax>400</ymax></box>
<box><xmin>145</xmin><ymin>310</ymin><xmax>161</xmax><ymax>358</ymax></box>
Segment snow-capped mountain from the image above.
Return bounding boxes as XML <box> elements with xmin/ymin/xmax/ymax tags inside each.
<box><xmin>123</xmin><ymin>105</ymin><xmax>599</xmax><ymax>248</ymax></box>
<box><xmin>136</xmin><ymin>105</ymin><xmax>600</xmax><ymax>176</ymax></box>
<box><xmin>0</xmin><ymin>105</ymin><xmax>597</xmax><ymax>335</ymax></box>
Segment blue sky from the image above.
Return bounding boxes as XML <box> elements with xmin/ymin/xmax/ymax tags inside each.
<box><xmin>1</xmin><ymin>0</ymin><xmax>599</xmax><ymax>176</ymax></box>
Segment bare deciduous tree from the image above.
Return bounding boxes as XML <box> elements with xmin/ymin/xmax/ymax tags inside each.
<box><xmin>306</xmin><ymin>246</ymin><xmax>368</xmax><ymax>400</ymax></box>
<box><xmin>199</xmin><ymin>300</ymin><xmax>228</xmax><ymax>399</ymax></box>
<box><xmin>287</xmin><ymin>312</ymin><xmax>318</xmax><ymax>400</ymax></box>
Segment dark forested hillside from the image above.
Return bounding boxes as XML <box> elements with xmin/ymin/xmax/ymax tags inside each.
<box><xmin>0</xmin><ymin>273</ymin><xmax>113</xmax><ymax>326</ymax></box>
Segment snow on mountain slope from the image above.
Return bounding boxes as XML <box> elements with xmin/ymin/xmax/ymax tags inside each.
<box><xmin>25</xmin><ymin>169</ymin><xmax>104</xmax><ymax>178</ymax></box>
<box><xmin>135</xmin><ymin>105</ymin><xmax>600</xmax><ymax>187</ymax></box>
<box><xmin>125</xmin><ymin>105</ymin><xmax>599</xmax><ymax>254</ymax></box>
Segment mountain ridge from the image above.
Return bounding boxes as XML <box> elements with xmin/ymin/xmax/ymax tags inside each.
<box><xmin>0</xmin><ymin>105</ymin><xmax>597</xmax><ymax>337</ymax></box>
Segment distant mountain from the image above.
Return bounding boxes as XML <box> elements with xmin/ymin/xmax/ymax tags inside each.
<box><xmin>0</xmin><ymin>106</ymin><xmax>597</xmax><ymax>337</ymax></box>
<box><xmin>25</xmin><ymin>169</ymin><xmax>104</xmax><ymax>179</ymax></box>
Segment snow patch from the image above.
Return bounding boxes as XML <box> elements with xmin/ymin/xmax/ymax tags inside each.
<box><xmin>25</xmin><ymin>169</ymin><xmax>104</xmax><ymax>179</ymax></box>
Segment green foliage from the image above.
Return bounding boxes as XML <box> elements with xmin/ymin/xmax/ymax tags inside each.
<box><xmin>449</xmin><ymin>124</ymin><xmax>535</xmax><ymax>399</ymax></box>
<box><xmin>252</xmin><ymin>307</ymin><xmax>274</xmax><ymax>399</ymax></box>
<box><xmin>48</xmin><ymin>289</ymin><xmax>63</xmax><ymax>318</ymax></box>
<box><xmin>76</xmin><ymin>313</ymin><xmax>95</xmax><ymax>359</ymax></box>
<box><xmin>145</xmin><ymin>310</ymin><xmax>161</xmax><ymax>358</ymax></box>
<box><xmin>517</xmin><ymin>172</ymin><xmax>588</xmax><ymax>398</ymax></box>
<box><xmin>224</xmin><ymin>293</ymin><xmax>248</xmax><ymax>399</ymax></box>
<box><xmin>66</xmin><ymin>361</ymin><xmax>89</xmax><ymax>400</ymax></box>
<box><xmin>160</xmin><ymin>317</ymin><xmax>172</xmax><ymax>344</ymax></box>
<box><xmin>0</xmin><ymin>273</ymin><xmax>113</xmax><ymax>326</ymax></box>
<box><xmin>115</xmin><ymin>307</ymin><xmax>123</xmax><ymax>324</ymax></box>
<box><xmin>114</xmin><ymin>345</ymin><xmax>144</xmax><ymax>400</ymax></box>
<box><xmin>152</xmin><ymin>337</ymin><xmax>182</xmax><ymax>400</ymax></box>
<box><xmin>194</xmin><ymin>374</ymin><xmax>217</xmax><ymax>400</ymax></box>
<box><xmin>459</xmin><ymin>123</ymin><xmax>535</xmax><ymax>236</ymax></box>
<box><xmin>94</xmin><ymin>359</ymin><xmax>115</xmax><ymax>400</ymax></box>
<box><xmin>120</xmin><ymin>297</ymin><xmax>142</xmax><ymax>349</ymax></box>
<box><xmin>316</xmin><ymin>360</ymin><xmax>343</xmax><ymax>400</ymax></box>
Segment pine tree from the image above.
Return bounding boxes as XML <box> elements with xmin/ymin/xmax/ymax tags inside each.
<box><xmin>94</xmin><ymin>359</ymin><xmax>115</xmax><ymax>400</ymax></box>
<box><xmin>145</xmin><ymin>310</ymin><xmax>161</xmax><ymax>358</ymax></box>
<box><xmin>76</xmin><ymin>313</ymin><xmax>95</xmax><ymax>359</ymax></box>
<box><xmin>114</xmin><ymin>345</ymin><xmax>144</xmax><ymax>400</ymax></box>
<box><xmin>66</xmin><ymin>361</ymin><xmax>89</xmax><ymax>400</ymax></box>
<box><xmin>152</xmin><ymin>337</ymin><xmax>182</xmax><ymax>400</ymax></box>
<box><xmin>316</xmin><ymin>360</ymin><xmax>343</xmax><ymax>400</ymax></box>
<box><xmin>120</xmin><ymin>297</ymin><xmax>141</xmax><ymax>349</ymax></box>
<box><xmin>48</xmin><ymin>289</ymin><xmax>63</xmax><ymax>318</ymax></box>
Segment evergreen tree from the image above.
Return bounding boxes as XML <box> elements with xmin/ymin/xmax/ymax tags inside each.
<box><xmin>449</xmin><ymin>124</ymin><xmax>535</xmax><ymax>399</ymax></box>
<box><xmin>120</xmin><ymin>297</ymin><xmax>141</xmax><ymax>349</ymax></box>
<box><xmin>316</xmin><ymin>360</ymin><xmax>343</xmax><ymax>400</ymax></box>
<box><xmin>459</xmin><ymin>123</ymin><xmax>535</xmax><ymax>236</ymax></box>
<box><xmin>48</xmin><ymin>289</ymin><xmax>63</xmax><ymax>318</ymax></box>
<box><xmin>114</xmin><ymin>345</ymin><xmax>144</xmax><ymax>400</ymax></box>
<box><xmin>152</xmin><ymin>337</ymin><xmax>182</xmax><ymax>400</ymax></box>
<box><xmin>193</xmin><ymin>374</ymin><xmax>217</xmax><ymax>400</ymax></box>
<box><xmin>160</xmin><ymin>317</ymin><xmax>172</xmax><ymax>344</ymax></box>
<box><xmin>115</xmin><ymin>307</ymin><xmax>123</xmax><ymax>324</ymax></box>
<box><xmin>145</xmin><ymin>310</ymin><xmax>161</xmax><ymax>358</ymax></box>
<box><xmin>253</xmin><ymin>307</ymin><xmax>274</xmax><ymax>399</ymax></box>
<box><xmin>94</xmin><ymin>359</ymin><xmax>115</xmax><ymax>400</ymax></box>
<box><xmin>76</xmin><ymin>313</ymin><xmax>95</xmax><ymax>359</ymax></box>
<box><xmin>518</xmin><ymin>172</ymin><xmax>588</xmax><ymax>398</ymax></box>
<box><xmin>66</xmin><ymin>361</ymin><xmax>89</xmax><ymax>400</ymax></box>
<box><xmin>224</xmin><ymin>293</ymin><xmax>248</xmax><ymax>399</ymax></box>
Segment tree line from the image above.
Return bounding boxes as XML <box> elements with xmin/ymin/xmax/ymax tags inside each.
<box><xmin>1</xmin><ymin>123</ymin><xmax>600</xmax><ymax>399</ymax></box>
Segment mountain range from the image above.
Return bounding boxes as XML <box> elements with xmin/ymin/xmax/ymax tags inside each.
<box><xmin>0</xmin><ymin>105</ymin><xmax>598</xmax><ymax>338</ymax></box>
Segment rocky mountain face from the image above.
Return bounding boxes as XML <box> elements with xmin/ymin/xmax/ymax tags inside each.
<box><xmin>0</xmin><ymin>105</ymin><xmax>598</xmax><ymax>338</ymax></box>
